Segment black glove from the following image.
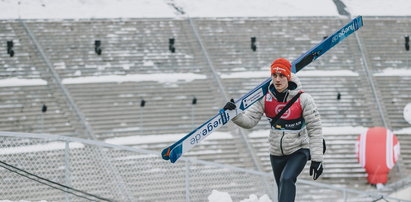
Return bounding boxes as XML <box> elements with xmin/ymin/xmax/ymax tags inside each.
<box><xmin>309</xmin><ymin>161</ymin><xmax>323</xmax><ymax>180</ymax></box>
<box><xmin>223</xmin><ymin>98</ymin><xmax>236</xmax><ymax>110</ymax></box>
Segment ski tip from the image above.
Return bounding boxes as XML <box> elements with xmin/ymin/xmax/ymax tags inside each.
<box><xmin>351</xmin><ymin>16</ymin><xmax>364</xmax><ymax>31</ymax></box>
<box><xmin>161</xmin><ymin>147</ymin><xmax>171</xmax><ymax>160</ymax></box>
<box><xmin>358</xmin><ymin>16</ymin><xmax>364</xmax><ymax>27</ymax></box>
<box><xmin>169</xmin><ymin>145</ymin><xmax>183</xmax><ymax>163</ymax></box>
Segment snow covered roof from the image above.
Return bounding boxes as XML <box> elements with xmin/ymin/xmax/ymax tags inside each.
<box><xmin>0</xmin><ymin>0</ymin><xmax>410</xmax><ymax>20</ymax></box>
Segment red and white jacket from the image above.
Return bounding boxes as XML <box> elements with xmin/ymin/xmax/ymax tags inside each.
<box><xmin>232</xmin><ymin>74</ymin><xmax>323</xmax><ymax>162</ymax></box>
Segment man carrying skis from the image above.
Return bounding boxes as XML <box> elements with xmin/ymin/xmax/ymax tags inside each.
<box><xmin>224</xmin><ymin>58</ymin><xmax>324</xmax><ymax>202</ymax></box>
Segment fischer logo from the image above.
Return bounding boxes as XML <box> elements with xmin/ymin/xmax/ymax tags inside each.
<box><xmin>332</xmin><ymin>23</ymin><xmax>355</xmax><ymax>43</ymax></box>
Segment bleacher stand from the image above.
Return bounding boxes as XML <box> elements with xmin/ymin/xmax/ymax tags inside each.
<box><xmin>1</xmin><ymin>16</ymin><xmax>411</xmax><ymax>201</ymax></box>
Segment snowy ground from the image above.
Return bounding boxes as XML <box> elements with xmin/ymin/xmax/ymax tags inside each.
<box><xmin>208</xmin><ymin>190</ymin><xmax>272</xmax><ymax>202</ymax></box>
<box><xmin>0</xmin><ymin>0</ymin><xmax>410</xmax><ymax>19</ymax></box>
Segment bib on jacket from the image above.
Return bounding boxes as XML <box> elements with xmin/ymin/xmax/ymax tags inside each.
<box><xmin>264</xmin><ymin>93</ymin><xmax>305</xmax><ymax>130</ymax></box>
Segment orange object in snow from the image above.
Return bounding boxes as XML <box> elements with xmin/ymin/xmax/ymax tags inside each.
<box><xmin>356</xmin><ymin>127</ymin><xmax>400</xmax><ymax>184</ymax></box>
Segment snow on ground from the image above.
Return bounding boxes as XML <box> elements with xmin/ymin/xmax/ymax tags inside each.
<box><xmin>0</xmin><ymin>73</ymin><xmax>207</xmax><ymax>87</ymax></box>
<box><xmin>208</xmin><ymin>190</ymin><xmax>272</xmax><ymax>202</ymax></box>
<box><xmin>172</xmin><ymin>0</ymin><xmax>337</xmax><ymax>17</ymax></box>
<box><xmin>239</xmin><ymin>194</ymin><xmax>272</xmax><ymax>202</ymax></box>
<box><xmin>208</xmin><ymin>190</ymin><xmax>233</xmax><ymax>202</ymax></box>
<box><xmin>0</xmin><ymin>142</ymin><xmax>84</xmax><ymax>155</ymax></box>
<box><xmin>0</xmin><ymin>0</ymin><xmax>337</xmax><ymax>19</ymax></box>
<box><xmin>105</xmin><ymin>131</ymin><xmax>233</xmax><ymax>145</ymax></box>
<box><xmin>0</xmin><ymin>0</ymin><xmax>411</xmax><ymax>19</ymax></box>
<box><xmin>374</xmin><ymin>68</ymin><xmax>411</xmax><ymax>76</ymax></box>
<box><xmin>0</xmin><ymin>78</ymin><xmax>47</xmax><ymax>87</ymax></box>
<box><xmin>343</xmin><ymin>0</ymin><xmax>411</xmax><ymax>16</ymax></box>
<box><xmin>61</xmin><ymin>73</ymin><xmax>207</xmax><ymax>84</ymax></box>
<box><xmin>0</xmin><ymin>0</ymin><xmax>175</xmax><ymax>19</ymax></box>
<box><xmin>395</xmin><ymin>127</ymin><xmax>411</xmax><ymax>134</ymax></box>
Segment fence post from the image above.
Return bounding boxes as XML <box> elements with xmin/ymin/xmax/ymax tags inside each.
<box><xmin>185</xmin><ymin>160</ymin><xmax>191</xmax><ymax>202</ymax></box>
<box><xmin>64</xmin><ymin>141</ymin><xmax>72</xmax><ymax>202</ymax></box>
<box><xmin>343</xmin><ymin>189</ymin><xmax>347</xmax><ymax>202</ymax></box>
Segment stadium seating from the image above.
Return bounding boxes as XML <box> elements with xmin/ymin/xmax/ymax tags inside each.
<box><xmin>1</xmin><ymin>16</ymin><xmax>411</xmax><ymax>201</ymax></box>
<box><xmin>0</xmin><ymin>21</ymin><xmax>78</xmax><ymax>136</ymax></box>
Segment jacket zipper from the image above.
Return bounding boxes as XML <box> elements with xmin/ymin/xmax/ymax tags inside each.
<box><xmin>280</xmin><ymin>131</ymin><xmax>285</xmax><ymax>155</ymax></box>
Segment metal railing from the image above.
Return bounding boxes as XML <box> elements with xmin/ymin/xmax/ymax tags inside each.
<box><xmin>350</xmin><ymin>17</ymin><xmax>389</xmax><ymax>129</ymax></box>
<box><xmin>0</xmin><ymin>131</ymin><xmax>409</xmax><ymax>202</ymax></box>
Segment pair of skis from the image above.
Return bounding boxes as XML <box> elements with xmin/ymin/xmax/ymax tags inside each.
<box><xmin>162</xmin><ymin>16</ymin><xmax>364</xmax><ymax>163</ymax></box>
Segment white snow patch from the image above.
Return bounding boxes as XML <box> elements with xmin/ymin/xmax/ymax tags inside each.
<box><xmin>54</xmin><ymin>62</ymin><xmax>66</xmax><ymax>69</ymax></box>
<box><xmin>62</xmin><ymin>73</ymin><xmax>207</xmax><ymax>84</ymax></box>
<box><xmin>322</xmin><ymin>126</ymin><xmax>368</xmax><ymax>135</ymax></box>
<box><xmin>105</xmin><ymin>134</ymin><xmax>181</xmax><ymax>145</ymax></box>
<box><xmin>208</xmin><ymin>190</ymin><xmax>272</xmax><ymax>202</ymax></box>
<box><xmin>240</xmin><ymin>194</ymin><xmax>272</xmax><ymax>202</ymax></box>
<box><xmin>122</xmin><ymin>64</ymin><xmax>130</xmax><ymax>70</ymax></box>
<box><xmin>176</xmin><ymin>0</ymin><xmax>338</xmax><ymax>17</ymax></box>
<box><xmin>374</xmin><ymin>68</ymin><xmax>411</xmax><ymax>77</ymax></box>
<box><xmin>221</xmin><ymin>71</ymin><xmax>268</xmax><ymax>79</ymax></box>
<box><xmin>206</xmin><ymin>132</ymin><xmax>233</xmax><ymax>139</ymax></box>
<box><xmin>73</xmin><ymin>70</ymin><xmax>82</xmax><ymax>76</ymax></box>
<box><xmin>143</xmin><ymin>61</ymin><xmax>154</xmax><ymax>66</ymax></box>
<box><xmin>112</xmin><ymin>127</ymin><xmax>141</xmax><ymax>132</ymax></box>
<box><xmin>105</xmin><ymin>131</ymin><xmax>234</xmax><ymax>145</ymax></box>
<box><xmin>342</xmin><ymin>0</ymin><xmax>411</xmax><ymax>16</ymax></box>
<box><xmin>208</xmin><ymin>190</ymin><xmax>233</xmax><ymax>202</ymax></box>
<box><xmin>1</xmin><ymin>0</ymin><xmax>411</xmax><ymax>19</ymax></box>
<box><xmin>0</xmin><ymin>142</ymin><xmax>84</xmax><ymax>155</ymax></box>
<box><xmin>395</xmin><ymin>127</ymin><xmax>411</xmax><ymax>134</ymax></box>
<box><xmin>0</xmin><ymin>78</ymin><xmax>47</xmax><ymax>87</ymax></box>
<box><xmin>248</xmin><ymin>130</ymin><xmax>269</xmax><ymax>138</ymax></box>
<box><xmin>298</xmin><ymin>70</ymin><xmax>359</xmax><ymax>77</ymax></box>
<box><xmin>0</xmin><ymin>0</ymin><xmax>175</xmax><ymax>19</ymax></box>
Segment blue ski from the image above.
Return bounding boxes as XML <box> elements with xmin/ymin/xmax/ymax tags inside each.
<box><xmin>162</xmin><ymin>16</ymin><xmax>363</xmax><ymax>163</ymax></box>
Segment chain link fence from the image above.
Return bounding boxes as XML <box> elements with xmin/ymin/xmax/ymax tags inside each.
<box><xmin>0</xmin><ymin>131</ymin><xmax>407</xmax><ymax>202</ymax></box>
<box><xmin>0</xmin><ymin>132</ymin><xmax>275</xmax><ymax>201</ymax></box>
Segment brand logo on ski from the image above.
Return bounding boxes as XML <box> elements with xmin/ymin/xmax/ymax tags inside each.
<box><xmin>242</xmin><ymin>89</ymin><xmax>264</xmax><ymax>108</ymax></box>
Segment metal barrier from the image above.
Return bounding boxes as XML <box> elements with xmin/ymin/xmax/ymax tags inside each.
<box><xmin>0</xmin><ymin>131</ymin><xmax>408</xmax><ymax>202</ymax></box>
<box><xmin>350</xmin><ymin>17</ymin><xmax>389</xmax><ymax>129</ymax></box>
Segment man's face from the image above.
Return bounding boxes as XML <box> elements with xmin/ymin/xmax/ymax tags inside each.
<box><xmin>272</xmin><ymin>72</ymin><xmax>289</xmax><ymax>93</ymax></box>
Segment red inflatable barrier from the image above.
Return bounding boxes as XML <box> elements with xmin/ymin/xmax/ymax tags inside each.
<box><xmin>356</xmin><ymin>127</ymin><xmax>400</xmax><ymax>184</ymax></box>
